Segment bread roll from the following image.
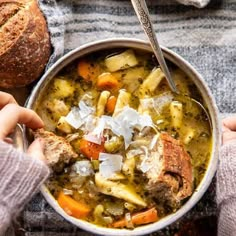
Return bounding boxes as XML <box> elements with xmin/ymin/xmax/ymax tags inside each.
<box><xmin>0</xmin><ymin>0</ymin><xmax>51</xmax><ymax>88</ymax></box>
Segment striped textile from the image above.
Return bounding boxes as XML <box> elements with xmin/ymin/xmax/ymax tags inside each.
<box><xmin>176</xmin><ymin>0</ymin><xmax>210</xmax><ymax>8</ymax></box>
<box><xmin>22</xmin><ymin>0</ymin><xmax>235</xmax><ymax>235</ymax></box>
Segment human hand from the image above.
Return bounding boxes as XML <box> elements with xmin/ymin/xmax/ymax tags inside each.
<box><xmin>222</xmin><ymin>116</ymin><xmax>236</xmax><ymax>145</ymax></box>
<box><xmin>0</xmin><ymin>92</ymin><xmax>46</xmax><ymax>162</ymax></box>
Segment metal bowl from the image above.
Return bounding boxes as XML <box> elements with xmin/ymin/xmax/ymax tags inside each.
<box><xmin>26</xmin><ymin>38</ymin><xmax>220</xmax><ymax>236</ymax></box>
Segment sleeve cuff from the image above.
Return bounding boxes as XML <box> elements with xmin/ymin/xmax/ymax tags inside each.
<box><xmin>0</xmin><ymin>140</ymin><xmax>50</xmax><ymax>216</ymax></box>
<box><xmin>0</xmin><ymin>206</ymin><xmax>10</xmax><ymax>235</ymax></box>
<box><xmin>217</xmin><ymin>142</ymin><xmax>236</xmax><ymax>204</ymax></box>
<box><xmin>218</xmin><ymin>198</ymin><xmax>236</xmax><ymax>235</ymax></box>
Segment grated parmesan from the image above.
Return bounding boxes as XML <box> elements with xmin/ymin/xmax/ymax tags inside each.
<box><xmin>99</xmin><ymin>153</ymin><xmax>123</xmax><ymax>178</ymax></box>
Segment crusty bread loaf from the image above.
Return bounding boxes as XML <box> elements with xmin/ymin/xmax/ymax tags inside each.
<box><xmin>0</xmin><ymin>0</ymin><xmax>51</xmax><ymax>88</ymax></box>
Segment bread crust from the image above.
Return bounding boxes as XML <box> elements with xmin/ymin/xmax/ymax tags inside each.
<box><xmin>0</xmin><ymin>0</ymin><xmax>51</xmax><ymax>88</ymax></box>
<box><xmin>34</xmin><ymin>128</ymin><xmax>78</xmax><ymax>165</ymax></box>
<box><xmin>145</xmin><ymin>132</ymin><xmax>193</xmax><ymax>204</ymax></box>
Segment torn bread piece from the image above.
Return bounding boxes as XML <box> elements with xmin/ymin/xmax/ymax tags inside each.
<box><xmin>143</xmin><ymin>133</ymin><xmax>193</xmax><ymax>207</ymax></box>
<box><xmin>34</xmin><ymin>128</ymin><xmax>78</xmax><ymax>165</ymax></box>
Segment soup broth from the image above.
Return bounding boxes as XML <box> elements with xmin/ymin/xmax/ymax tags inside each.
<box><xmin>35</xmin><ymin>48</ymin><xmax>212</xmax><ymax>229</ymax></box>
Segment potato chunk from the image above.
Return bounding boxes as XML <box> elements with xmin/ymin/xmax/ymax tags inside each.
<box><xmin>57</xmin><ymin>116</ymin><xmax>73</xmax><ymax>134</ymax></box>
<box><xmin>44</xmin><ymin>99</ymin><xmax>70</xmax><ymax>121</ymax></box>
<box><xmin>122</xmin><ymin>157</ymin><xmax>135</xmax><ymax>182</ymax></box>
<box><xmin>53</xmin><ymin>78</ymin><xmax>75</xmax><ymax>98</ymax></box>
<box><xmin>170</xmin><ymin>101</ymin><xmax>183</xmax><ymax>129</ymax></box>
<box><xmin>105</xmin><ymin>50</ymin><xmax>138</xmax><ymax>72</ymax></box>
<box><xmin>139</xmin><ymin>68</ymin><xmax>165</xmax><ymax>98</ymax></box>
<box><xmin>95</xmin><ymin>173</ymin><xmax>147</xmax><ymax>207</ymax></box>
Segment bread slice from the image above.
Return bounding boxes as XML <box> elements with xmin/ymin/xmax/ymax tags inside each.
<box><xmin>0</xmin><ymin>0</ymin><xmax>51</xmax><ymax>88</ymax></box>
<box><xmin>145</xmin><ymin>133</ymin><xmax>193</xmax><ymax>206</ymax></box>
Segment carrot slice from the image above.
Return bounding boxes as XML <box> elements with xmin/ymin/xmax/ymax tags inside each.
<box><xmin>97</xmin><ymin>72</ymin><xmax>119</xmax><ymax>90</ymax></box>
<box><xmin>113</xmin><ymin>207</ymin><xmax>158</xmax><ymax>228</ymax></box>
<box><xmin>106</xmin><ymin>96</ymin><xmax>117</xmax><ymax>114</ymax></box>
<box><xmin>78</xmin><ymin>60</ymin><xmax>100</xmax><ymax>81</ymax></box>
<box><xmin>57</xmin><ymin>191</ymin><xmax>91</xmax><ymax>219</ymax></box>
<box><xmin>132</xmin><ymin>207</ymin><xmax>158</xmax><ymax>225</ymax></box>
<box><xmin>80</xmin><ymin>138</ymin><xmax>105</xmax><ymax>160</ymax></box>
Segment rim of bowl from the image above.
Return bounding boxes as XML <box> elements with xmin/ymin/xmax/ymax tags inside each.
<box><xmin>26</xmin><ymin>38</ymin><xmax>220</xmax><ymax>236</ymax></box>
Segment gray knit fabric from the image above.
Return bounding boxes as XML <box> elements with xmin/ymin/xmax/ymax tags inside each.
<box><xmin>217</xmin><ymin>143</ymin><xmax>236</xmax><ymax>236</ymax></box>
<box><xmin>20</xmin><ymin>0</ymin><xmax>236</xmax><ymax>235</ymax></box>
<box><xmin>0</xmin><ymin>141</ymin><xmax>49</xmax><ymax>236</ymax></box>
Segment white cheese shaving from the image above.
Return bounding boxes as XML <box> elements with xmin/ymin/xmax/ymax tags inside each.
<box><xmin>79</xmin><ymin>101</ymin><xmax>95</xmax><ymax>118</ymax></box>
<box><xmin>125</xmin><ymin>212</ymin><xmax>134</xmax><ymax>229</ymax></box>
<box><xmin>97</xmin><ymin>106</ymin><xmax>153</xmax><ymax>149</ymax></box>
<box><xmin>137</xmin><ymin>114</ymin><xmax>153</xmax><ymax>130</ymax></box>
<box><xmin>63</xmin><ymin>189</ymin><xmax>73</xmax><ymax>195</ymax></box>
<box><xmin>138</xmin><ymin>98</ymin><xmax>155</xmax><ymax>115</ymax></box>
<box><xmin>91</xmin><ymin>118</ymin><xmax>105</xmax><ymax>140</ymax></box>
<box><xmin>84</xmin><ymin>133</ymin><xmax>101</xmax><ymax>145</ymax></box>
<box><xmin>65</xmin><ymin>107</ymin><xmax>83</xmax><ymax>129</ymax></box>
<box><xmin>156</xmin><ymin>119</ymin><xmax>164</xmax><ymax>125</ymax></box>
<box><xmin>126</xmin><ymin>149</ymin><xmax>144</xmax><ymax>159</ymax></box>
<box><xmin>139</xmin><ymin>146</ymin><xmax>152</xmax><ymax>173</ymax></box>
<box><xmin>149</xmin><ymin>133</ymin><xmax>160</xmax><ymax>150</ymax></box>
<box><xmin>153</xmin><ymin>92</ymin><xmax>174</xmax><ymax>113</ymax></box>
<box><xmin>84</xmin><ymin>117</ymin><xmax>106</xmax><ymax>144</ymax></box>
<box><xmin>139</xmin><ymin>92</ymin><xmax>174</xmax><ymax>115</ymax></box>
<box><xmin>83</xmin><ymin>115</ymin><xmax>97</xmax><ymax>133</ymax></box>
<box><xmin>80</xmin><ymin>93</ymin><xmax>94</xmax><ymax>107</ymax></box>
<box><xmin>101</xmin><ymin>115</ymin><xmax>120</xmax><ymax>135</ymax></box>
<box><xmin>65</xmin><ymin>101</ymin><xmax>95</xmax><ymax>129</ymax></box>
<box><xmin>73</xmin><ymin>160</ymin><xmax>94</xmax><ymax>176</ymax></box>
<box><xmin>116</xmin><ymin>106</ymin><xmax>153</xmax><ymax>130</ymax></box>
<box><xmin>99</xmin><ymin>153</ymin><xmax>123</xmax><ymax>178</ymax></box>
<box><xmin>66</xmin><ymin>103</ymin><xmax>153</xmax><ymax>149</ymax></box>
<box><xmin>111</xmin><ymin>106</ymin><xmax>153</xmax><ymax>149</ymax></box>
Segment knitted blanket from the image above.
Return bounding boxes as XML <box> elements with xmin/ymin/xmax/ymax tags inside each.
<box><xmin>21</xmin><ymin>0</ymin><xmax>236</xmax><ymax>235</ymax></box>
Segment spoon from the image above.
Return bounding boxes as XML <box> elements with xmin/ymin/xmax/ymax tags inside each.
<box><xmin>131</xmin><ymin>0</ymin><xmax>212</xmax><ymax>129</ymax></box>
<box><xmin>131</xmin><ymin>0</ymin><xmax>178</xmax><ymax>93</ymax></box>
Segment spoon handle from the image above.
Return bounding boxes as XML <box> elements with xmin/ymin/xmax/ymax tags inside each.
<box><xmin>131</xmin><ymin>0</ymin><xmax>178</xmax><ymax>93</ymax></box>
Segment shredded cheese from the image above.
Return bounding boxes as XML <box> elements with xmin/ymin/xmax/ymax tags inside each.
<box><xmin>65</xmin><ymin>101</ymin><xmax>95</xmax><ymax>129</ymax></box>
<box><xmin>99</xmin><ymin>153</ymin><xmax>123</xmax><ymax>178</ymax></box>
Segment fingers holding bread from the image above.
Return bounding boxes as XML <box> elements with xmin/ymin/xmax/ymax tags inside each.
<box><xmin>0</xmin><ymin>104</ymin><xmax>44</xmax><ymax>139</ymax></box>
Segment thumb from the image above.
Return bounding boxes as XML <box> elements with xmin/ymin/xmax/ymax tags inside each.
<box><xmin>222</xmin><ymin>131</ymin><xmax>236</xmax><ymax>145</ymax></box>
<box><xmin>27</xmin><ymin>138</ymin><xmax>47</xmax><ymax>164</ymax></box>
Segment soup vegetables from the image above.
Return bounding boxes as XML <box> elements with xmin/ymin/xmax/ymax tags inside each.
<box><xmin>36</xmin><ymin>49</ymin><xmax>211</xmax><ymax>229</ymax></box>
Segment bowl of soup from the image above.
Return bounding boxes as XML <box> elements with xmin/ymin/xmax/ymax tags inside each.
<box><xmin>26</xmin><ymin>38</ymin><xmax>220</xmax><ymax>236</ymax></box>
